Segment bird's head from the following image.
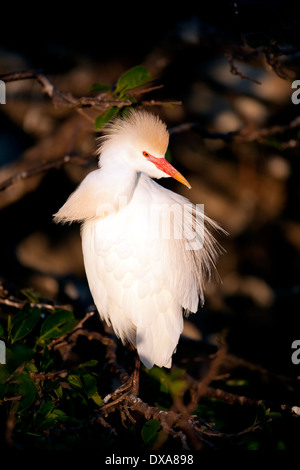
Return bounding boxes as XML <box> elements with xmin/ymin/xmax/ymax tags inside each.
<box><xmin>98</xmin><ymin>110</ymin><xmax>191</xmax><ymax>189</ymax></box>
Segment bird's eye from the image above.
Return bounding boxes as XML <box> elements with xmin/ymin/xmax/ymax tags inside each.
<box><xmin>143</xmin><ymin>151</ymin><xmax>149</xmax><ymax>158</ymax></box>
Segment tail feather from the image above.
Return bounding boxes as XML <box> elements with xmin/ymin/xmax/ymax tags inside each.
<box><xmin>136</xmin><ymin>303</ymin><xmax>183</xmax><ymax>369</ymax></box>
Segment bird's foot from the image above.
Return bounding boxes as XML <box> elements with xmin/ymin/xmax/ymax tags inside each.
<box><xmin>101</xmin><ymin>380</ymin><xmax>132</xmax><ymax>406</ymax></box>
<box><xmin>101</xmin><ymin>355</ymin><xmax>141</xmax><ymax>408</ymax></box>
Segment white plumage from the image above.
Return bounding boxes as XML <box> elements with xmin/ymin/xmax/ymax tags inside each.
<box><xmin>54</xmin><ymin>110</ymin><xmax>222</xmax><ymax>369</ymax></box>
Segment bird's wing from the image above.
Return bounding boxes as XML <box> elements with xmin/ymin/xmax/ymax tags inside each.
<box><xmin>139</xmin><ymin>174</ymin><xmax>223</xmax><ymax>309</ymax></box>
<box><xmin>81</xmin><ymin>174</ymin><xmax>222</xmax><ymax>369</ymax></box>
<box><xmin>53</xmin><ymin>170</ymin><xmax>106</xmax><ymax>224</ymax></box>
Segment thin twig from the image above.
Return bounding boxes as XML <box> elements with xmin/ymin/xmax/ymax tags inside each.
<box><xmin>169</xmin><ymin>115</ymin><xmax>300</xmax><ymax>145</ymax></box>
<box><xmin>29</xmin><ymin>370</ymin><xmax>68</xmax><ymax>381</ymax></box>
<box><xmin>205</xmin><ymin>387</ymin><xmax>300</xmax><ymax>417</ymax></box>
<box><xmin>225</xmin><ymin>53</ymin><xmax>262</xmax><ymax>85</ymax></box>
<box><xmin>186</xmin><ymin>335</ymin><xmax>227</xmax><ymax>414</ymax></box>
<box><xmin>0</xmin><ymin>69</ymin><xmax>181</xmax><ymax>111</ymax></box>
<box><xmin>0</xmin><ymin>70</ymin><xmax>132</xmax><ymax>109</ymax></box>
<box><xmin>47</xmin><ymin>311</ymin><xmax>96</xmax><ymax>350</ymax></box>
<box><xmin>141</xmin><ymin>99</ymin><xmax>182</xmax><ymax>107</ymax></box>
<box><xmin>0</xmin><ymin>395</ymin><xmax>22</xmax><ymax>403</ymax></box>
<box><xmin>0</xmin><ymin>153</ymin><xmax>95</xmax><ymax>192</ymax></box>
<box><xmin>0</xmin><ymin>295</ymin><xmax>72</xmax><ymax>312</ymax></box>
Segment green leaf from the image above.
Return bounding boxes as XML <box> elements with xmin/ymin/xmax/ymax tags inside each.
<box><xmin>169</xmin><ymin>379</ymin><xmax>188</xmax><ymax>398</ymax></box>
<box><xmin>0</xmin><ymin>324</ymin><xmax>5</xmax><ymax>338</ymax></box>
<box><xmin>115</xmin><ymin>65</ymin><xmax>151</xmax><ymax>96</ymax></box>
<box><xmin>67</xmin><ymin>371</ymin><xmax>102</xmax><ymax>405</ymax></box>
<box><xmin>147</xmin><ymin>367</ymin><xmax>187</xmax><ymax>400</ymax></box>
<box><xmin>77</xmin><ymin>359</ymin><xmax>98</xmax><ymax>369</ymax></box>
<box><xmin>147</xmin><ymin>367</ymin><xmax>169</xmax><ymax>393</ymax></box>
<box><xmin>81</xmin><ymin>373</ymin><xmax>97</xmax><ymax>395</ymax></box>
<box><xmin>21</xmin><ymin>287</ymin><xmax>40</xmax><ymax>303</ymax></box>
<box><xmin>41</xmin><ymin>401</ymin><xmax>55</xmax><ymax>416</ymax></box>
<box><xmin>267</xmin><ymin>411</ymin><xmax>282</xmax><ymax>419</ymax></box>
<box><xmin>6</xmin><ymin>343</ymin><xmax>34</xmax><ymax>371</ymax></box>
<box><xmin>169</xmin><ymin>368</ymin><xmax>186</xmax><ymax>380</ymax></box>
<box><xmin>46</xmin><ymin>409</ymin><xmax>76</xmax><ymax>424</ymax></box>
<box><xmin>55</xmin><ymin>384</ymin><xmax>63</xmax><ymax>399</ymax></box>
<box><xmin>141</xmin><ymin>419</ymin><xmax>161</xmax><ymax>446</ymax></box>
<box><xmin>90</xmin><ymin>392</ymin><xmax>102</xmax><ymax>406</ymax></box>
<box><xmin>67</xmin><ymin>373</ymin><xmax>83</xmax><ymax>391</ymax></box>
<box><xmin>37</xmin><ymin>310</ymin><xmax>77</xmax><ymax>347</ymax></box>
<box><xmin>81</xmin><ymin>373</ymin><xmax>99</xmax><ymax>399</ymax></box>
<box><xmin>11</xmin><ymin>304</ymin><xmax>41</xmax><ymax>344</ymax></box>
<box><xmin>39</xmin><ymin>343</ymin><xmax>55</xmax><ymax>370</ymax></box>
<box><xmin>25</xmin><ymin>362</ymin><xmax>39</xmax><ymax>373</ymax></box>
<box><xmin>226</xmin><ymin>378</ymin><xmax>249</xmax><ymax>387</ymax></box>
<box><xmin>84</xmin><ymin>376</ymin><xmax>102</xmax><ymax>405</ymax></box>
<box><xmin>89</xmin><ymin>82</ymin><xmax>112</xmax><ymax>93</ymax></box>
<box><xmin>94</xmin><ymin>106</ymin><xmax>119</xmax><ymax>130</ymax></box>
<box><xmin>16</xmin><ymin>372</ymin><xmax>38</xmax><ymax>413</ymax></box>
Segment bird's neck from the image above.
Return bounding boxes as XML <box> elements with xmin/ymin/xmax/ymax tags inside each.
<box><xmin>99</xmin><ymin>148</ymin><xmax>138</xmax><ymax>208</ymax></box>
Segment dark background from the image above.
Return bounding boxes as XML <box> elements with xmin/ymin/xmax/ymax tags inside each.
<box><xmin>1</xmin><ymin>0</ymin><xmax>300</xmax><ymax>449</ymax></box>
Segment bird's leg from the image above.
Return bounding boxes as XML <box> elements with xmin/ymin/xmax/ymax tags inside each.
<box><xmin>131</xmin><ymin>354</ymin><xmax>141</xmax><ymax>395</ymax></box>
<box><xmin>102</xmin><ymin>353</ymin><xmax>141</xmax><ymax>408</ymax></box>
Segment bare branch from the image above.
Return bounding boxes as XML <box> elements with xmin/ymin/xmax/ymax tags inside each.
<box><xmin>0</xmin><ymin>152</ymin><xmax>95</xmax><ymax>192</ymax></box>
<box><xmin>0</xmin><ymin>69</ymin><xmax>44</xmax><ymax>82</ymax></box>
<box><xmin>225</xmin><ymin>53</ymin><xmax>262</xmax><ymax>85</ymax></box>
<box><xmin>142</xmin><ymin>99</ymin><xmax>182</xmax><ymax>107</ymax></box>
<box><xmin>0</xmin><ymin>69</ymin><xmax>181</xmax><ymax>112</ymax></box>
<box><xmin>0</xmin><ymin>294</ymin><xmax>72</xmax><ymax>312</ymax></box>
<box><xmin>169</xmin><ymin>115</ymin><xmax>300</xmax><ymax>145</ymax></box>
<box><xmin>0</xmin><ymin>70</ymin><xmax>132</xmax><ymax>110</ymax></box>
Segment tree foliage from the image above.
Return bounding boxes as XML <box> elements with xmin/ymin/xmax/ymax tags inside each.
<box><xmin>0</xmin><ymin>298</ymin><xmax>297</xmax><ymax>451</ymax></box>
<box><xmin>1</xmin><ymin>6</ymin><xmax>300</xmax><ymax>451</ymax></box>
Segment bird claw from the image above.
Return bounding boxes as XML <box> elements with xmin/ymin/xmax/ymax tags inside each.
<box><xmin>101</xmin><ymin>356</ymin><xmax>141</xmax><ymax>410</ymax></box>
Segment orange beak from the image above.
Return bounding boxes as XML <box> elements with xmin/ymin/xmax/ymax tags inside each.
<box><xmin>147</xmin><ymin>155</ymin><xmax>191</xmax><ymax>189</ymax></box>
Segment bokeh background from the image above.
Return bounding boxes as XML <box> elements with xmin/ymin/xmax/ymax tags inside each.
<box><xmin>1</xmin><ymin>1</ymin><xmax>300</xmax><ymax>449</ymax></box>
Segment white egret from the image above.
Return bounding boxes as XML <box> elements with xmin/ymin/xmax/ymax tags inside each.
<box><xmin>54</xmin><ymin>110</ymin><xmax>222</xmax><ymax>390</ymax></box>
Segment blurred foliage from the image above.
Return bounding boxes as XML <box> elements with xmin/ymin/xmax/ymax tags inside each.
<box><xmin>0</xmin><ymin>303</ymin><xmax>294</xmax><ymax>451</ymax></box>
<box><xmin>91</xmin><ymin>65</ymin><xmax>152</xmax><ymax>130</ymax></box>
<box><xmin>0</xmin><ymin>304</ymin><xmax>103</xmax><ymax>450</ymax></box>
